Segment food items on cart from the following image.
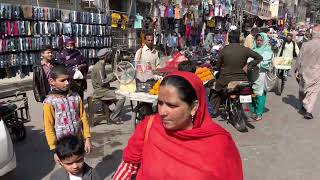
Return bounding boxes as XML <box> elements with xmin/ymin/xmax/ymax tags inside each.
<box><xmin>273</xmin><ymin>57</ymin><xmax>293</xmax><ymax>66</ymax></box>
<box><xmin>119</xmin><ymin>80</ymin><xmax>137</xmax><ymax>93</ymax></box>
<box><xmin>195</xmin><ymin>67</ymin><xmax>214</xmax><ymax>82</ymax></box>
<box><xmin>149</xmin><ymin>80</ymin><xmax>161</xmax><ymax>95</ymax></box>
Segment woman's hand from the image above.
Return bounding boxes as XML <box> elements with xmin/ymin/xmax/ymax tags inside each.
<box><xmin>84</xmin><ymin>138</ymin><xmax>92</xmax><ymax>154</ymax></box>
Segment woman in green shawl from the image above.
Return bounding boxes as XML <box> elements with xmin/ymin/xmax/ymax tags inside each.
<box><xmin>250</xmin><ymin>32</ymin><xmax>273</xmax><ymax>121</ymax></box>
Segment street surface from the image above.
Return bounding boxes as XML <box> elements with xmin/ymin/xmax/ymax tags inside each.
<box><xmin>2</xmin><ymin>73</ymin><xmax>320</xmax><ymax>180</ymax></box>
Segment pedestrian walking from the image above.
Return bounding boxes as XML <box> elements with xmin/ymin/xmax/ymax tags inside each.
<box><xmin>57</xmin><ymin>38</ymin><xmax>88</xmax><ymax>100</ymax></box>
<box><xmin>244</xmin><ymin>27</ymin><xmax>259</xmax><ymax>49</ymax></box>
<box><xmin>295</xmin><ymin>25</ymin><xmax>320</xmax><ymax>119</ymax></box>
<box><xmin>43</xmin><ymin>65</ymin><xmax>92</xmax><ymax>162</ymax></box>
<box><xmin>113</xmin><ymin>72</ymin><xmax>243</xmax><ymax>180</ymax></box>
<box><xmin>278</xmin><ymin>33</ymin><xmax>299</xmax><ymax>62</ymax></box>
<box><xmin>33</xmin><ymin>45</ymin><xmax>54</xmax><ymax>102</ymax></box>
<box><xmin>249</xmin><ymin>33</ymin><xmax>273</xmax><ymax>121</ymax></box>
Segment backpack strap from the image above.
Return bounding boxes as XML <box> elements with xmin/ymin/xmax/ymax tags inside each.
<box><xmin>144</xmin><ymin>115</ymin><xmax>154</xmax><ymax>144</ymax></box>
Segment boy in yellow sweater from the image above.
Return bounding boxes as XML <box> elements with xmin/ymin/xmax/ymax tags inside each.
<box><xmin>43</xmin><ymin>65</ymin><xmax>91</xmax><ymax>162</ymax></box>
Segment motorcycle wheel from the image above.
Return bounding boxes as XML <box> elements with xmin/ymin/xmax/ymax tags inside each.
<box><xmin>131</xmin><ymin>103</ymin><xmax>153</xmax><ymax>129</ymax></box>
<box><xmin>229</xmin><ymin>100</ymin><xmax>247</xmax><ymax>132</ymax></box>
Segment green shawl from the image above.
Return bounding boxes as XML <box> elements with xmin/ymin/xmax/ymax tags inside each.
<box><xmin>253</xmin><ymin>32</ymin><xmax>273</xmax><ymax>71</ymax></box>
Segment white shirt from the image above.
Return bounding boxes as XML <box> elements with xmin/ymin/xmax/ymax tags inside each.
<box><xmin>69</xmin><ymin>173</ymin><xmax>82</xmax><ymax>180</ymax></box>
<box><xmin>134</xmin><ymin>45</ymin><xmax>160</xmax><ymax>69</ymax></box>
<box><xmin>280</xmin><ymin>42</ymin><xmax>299</xmax><ymax>60</ymax></box>
<box><xmin>159</xmin><ymin>5</ymin><xmax>166</xmax><ymax>17</ymax></box>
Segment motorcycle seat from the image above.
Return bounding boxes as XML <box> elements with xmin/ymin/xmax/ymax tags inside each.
<box><xmin>227</xmin><ymin>81</ymin><xmax>249</xmax><ymax>90</ymax></box>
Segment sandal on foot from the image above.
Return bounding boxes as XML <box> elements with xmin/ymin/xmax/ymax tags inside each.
<box><xmin>255</xmin><ymin>116</ymin><xmax>262</xmax><ymax>121</ymax></box>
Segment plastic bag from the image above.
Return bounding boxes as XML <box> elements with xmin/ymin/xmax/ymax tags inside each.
<box><xmin>73</xmin><ymin>66</ymin><xmax>84</xmax><ymax>80</ymax></box>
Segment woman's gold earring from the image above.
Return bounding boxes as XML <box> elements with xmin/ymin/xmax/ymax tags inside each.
<box><xmin>191</xmin><ymin>114</ymin><xmax>194</xmax><ymax>122</ymax></box>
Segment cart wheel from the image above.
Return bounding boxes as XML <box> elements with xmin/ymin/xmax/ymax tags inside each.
<box><xmin>12</xmin><ymin>122</ymin><xmax>26</xmax><ymax>141</ymax></box>
<box><xmin>115</xmin><ymin>61</ymin><xmax>135</xmax><ymax>84</ymax></box>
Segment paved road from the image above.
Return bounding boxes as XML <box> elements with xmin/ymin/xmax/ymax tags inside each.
<box><xmin>2</xmin><ymin>74</ymin><xmax>320</xmax><ymax>180</ymax></box>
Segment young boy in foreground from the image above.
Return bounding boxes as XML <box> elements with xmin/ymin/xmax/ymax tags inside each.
<box><xmin>50</xmin><ymin>135</ymin><xmax>101</xmax><ymax>180</ymax></box>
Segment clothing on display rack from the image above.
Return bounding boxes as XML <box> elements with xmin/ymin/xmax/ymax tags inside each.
<box><xmin>0</xmin><ymin>3</ymin><xmax>112</xmax><ymax>79</ymax></box>
<box><xmin>112</xmin><ymin>12</ymin><xmax>121</xmax><ymax>28</ymax></box>
<box><xmin>134</xmin><ymin>14</ymin><xmax>144</xmax><ymax>29</ymax></box>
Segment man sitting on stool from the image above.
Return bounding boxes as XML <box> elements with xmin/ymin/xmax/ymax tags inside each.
<box><xmin>91</xmin><ymin>48</ymin><xmax>125</xmax><ymax>125</ymax></box>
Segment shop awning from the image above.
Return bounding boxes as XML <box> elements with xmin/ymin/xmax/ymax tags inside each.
<box><xmin>243</xmin><ymin>10</ymin><xmax>257</xmax><ymax>16</ymax></box>
<box><xmin>258</xmin><ymin>15</ymin><xmax>276</xmax><ymax>20</ymax></box>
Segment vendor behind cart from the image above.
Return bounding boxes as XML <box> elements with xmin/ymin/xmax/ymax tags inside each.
<box><xmin>91</xmin><ymin>48</ymin><xmax>125</xmax><ymax>125</ymax></box>
<box><xmin>134</xmin><ymin>32</ymin><xmax>160</xmax><ymax>70</ymax></box>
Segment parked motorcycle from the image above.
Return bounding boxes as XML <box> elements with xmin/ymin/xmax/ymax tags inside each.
<box><xmin>219</xmin><ymin>81</ymin><xmax>254</xmax><ymax>132</ymax></box>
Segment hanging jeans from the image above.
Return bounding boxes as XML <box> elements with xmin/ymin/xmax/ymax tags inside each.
<box><xmin>249</xmin><ymin>91</ymin><xmax>267</xmax><ymax>117</ymax></box>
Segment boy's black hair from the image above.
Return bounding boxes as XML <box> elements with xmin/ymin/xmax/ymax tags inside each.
<box><xmin>55</xmin><ymin>135</ymin><xmax>85</xmax><ymax>160</ymax></box>
<box><xmin>50</xmin><ymin>64</ymin><xmax>69</xmax><ymax>80</ymax></box>
<box><xmin>178</xmin><ymin>60</ymin><xmax>197</xmax><ymax>73</ymax></box>
<box><xmin>42</xmin><ymin>45</ymin><xmax>53</xmax><ymax>52</ymax></box>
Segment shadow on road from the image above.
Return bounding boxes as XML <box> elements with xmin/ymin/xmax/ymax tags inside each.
<box><xmin>95</xmin><ymin>149</ymin><xmax>123</xmax><ymax>179</ymax></box>
<box><xmin>2</xmin><ymin>125</ymin><xmax>55</xmax><ymax>180</ymax></box>
<box><xmin>282</xmin><ymin>95</ymin><xmax>301</xmax><ymax>110</ymax></box>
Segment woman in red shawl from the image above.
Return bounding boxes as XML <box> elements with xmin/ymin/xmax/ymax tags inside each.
<box><xmin>113</xmin><ymin>71</ymin><xmax>243</xmax><ymax>180</ymax></box>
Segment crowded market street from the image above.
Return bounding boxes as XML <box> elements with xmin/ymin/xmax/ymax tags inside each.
<box><xmin>2</xmin><ymin>69</ymin><xmax>320</xmax><ymax>180</ymax></box>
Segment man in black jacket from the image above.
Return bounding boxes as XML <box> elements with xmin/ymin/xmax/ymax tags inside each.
<box><xmin>33</xmin><ymin>45</ymin><xmax>54</xmax><ymax>102</ymax></box>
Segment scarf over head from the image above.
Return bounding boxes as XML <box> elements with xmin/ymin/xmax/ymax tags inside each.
<box><xmin>123</xmin><ymin>71</ymin><xmax>243</xmax><ymax>180</ymax></box>
<box><xmin>56</xmin><ymin>49</ymin><xmax>87</xmax><ymax>77</ymax></box>
<box><xmin>253</xmin><ymin>33</ymin><xmax>272</xmax><ymax>55</ymax></box>
<box><xmin>253</xmin><ymin>33</ymin><xmax>273</xmax><ymax>69</ymax></box>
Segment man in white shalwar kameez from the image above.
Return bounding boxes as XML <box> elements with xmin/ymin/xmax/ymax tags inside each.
<box><xmin>295</xmin><ymin>25</ymin><xmax>320</xmax><ymax>119</ymax></box>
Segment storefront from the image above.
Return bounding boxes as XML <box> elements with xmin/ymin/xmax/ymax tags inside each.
<box><xmin>127</xmin><ymin>0</ymin><xmax>234</xmax><ymax>55</ymax></box>
<box><xmin>0</xmin><ymin>0</ymin><xmax>113</xmax><ymax>80</ymax></box>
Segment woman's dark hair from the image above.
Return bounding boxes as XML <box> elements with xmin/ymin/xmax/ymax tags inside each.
<box><xmin>228</xmin><ymin>30</ymin><xmax>240</xmax><ymax>43</ymax></box>
<box><xmin>178</xmin><ymin>61</ymin><xmax>197</xmax><ymax>73</ymax></box>
<box><xmin>160</xmin><ymin>75</ymin><xmax>197</xmax><ymax>106</ymax></box>
<box><xmin>50</xmin><ymin>64</ymin><xmax>69</xmax><ymax>80</ymax></box>
<box><xmin>55</xmin><ymin>135</ymin><xmax>85</xmax><ymax>160</ymax></box>
<box><xmin>255</xmin><ymin>33</ymin><xmax>263</xmax><ymax>40</ymax></box>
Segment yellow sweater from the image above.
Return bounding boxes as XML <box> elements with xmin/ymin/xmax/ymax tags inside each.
<box><xmin>43</xmin><ymin>94</ymin><xmax>91</xmax><ymax>150</ymax></box>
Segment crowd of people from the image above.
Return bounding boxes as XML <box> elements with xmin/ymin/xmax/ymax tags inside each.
<box><xmin>29</xmin><ymin>22</ymin><xmax>320</xmax><ymax>179</ymax></box>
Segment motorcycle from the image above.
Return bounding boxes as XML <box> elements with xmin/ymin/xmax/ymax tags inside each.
<box><xmin>219</xmin><ymin>81</ymin><xmax>254</xmax><ymax>132</ymax></box>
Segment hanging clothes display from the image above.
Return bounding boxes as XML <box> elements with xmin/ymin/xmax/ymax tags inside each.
<box><xmin>134</xmin><ymin>14</ymin><xmax>144</xmax><ymax>29</ymax></box>
<box><xmin>0</xmin><ymin>4</ymin><xmax>112</xmax><ymax>79</ymax></box>
<box><xmin>111</xmin><ymin>13</ymin><xmax>121</xmax><ymax>28</ymax></box>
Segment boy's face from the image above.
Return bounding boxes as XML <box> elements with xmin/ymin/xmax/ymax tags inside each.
<box><xmin>49</xmin><ymin>74</ymin><xmax>70</xmax><ymax>92</ymax></box>
<box><xmin>60</xmin><ymin>154</ymin><xmax>84</xmax><ymax>175</ymax></box>
<box><xmin>42</xmin><ymin>50</ymin><xmax>53</xmax><ymax>61</ymax></box>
